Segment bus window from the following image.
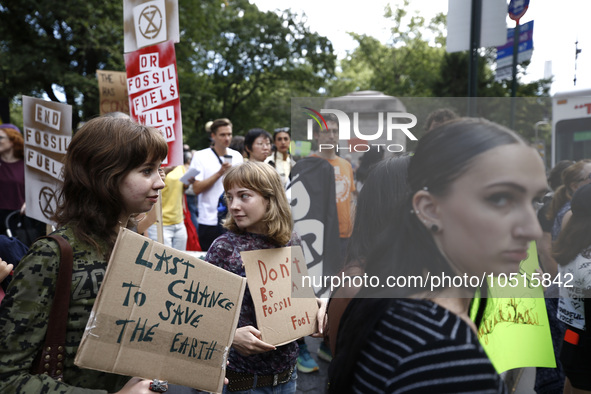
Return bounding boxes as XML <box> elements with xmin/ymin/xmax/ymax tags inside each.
<box><xmin>555</xmin><ymin>118</ymin><xmax>591</xmax><ymax>163</ymax></box>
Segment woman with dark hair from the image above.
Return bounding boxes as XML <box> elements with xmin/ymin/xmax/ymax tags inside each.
<box><xmin>328</xmin><ymin>118</ymin><xmax>548</xmax><ymax>393</ymax></box>
<box><xmin>353</xmin><ymin>146</ymin><xmax>385</xmax><ymax>191</ymax></box>
<box><xmin>0</xmin><ymin>116</ymin><xmax>169</xmax><ymax>393</ymax></box>
<box><xmin>535</xmin><ymin>160</ymin><xmax>577</xmax><ymax>394</ymax></box>
<box><xmin>325</xmin><ymin>155</ymin><xmax>410</xmax><ymax>355</ymax></box>
<box><xmin>230</xmin><ymin>135</ymin><xmax>246</xmax><ymax>158</ymax></box>
<box><xmin>554</xmin><ymin>183</ymin><xmax>591</xmax><ymax>394</ymax></box>
<box><xmin>244</xmin><ymin>128</ymin><xmax>272</xmax><ymax>163</ymax></box>
<box><xmin>266</xmin><ymin>129</ymin><xmax>295</xmax><ymax>187</ymax></box>
<box><xmin>546</xmin><ymin>159</ymin><xmax>591</xmax><ymax>240</ymax></box>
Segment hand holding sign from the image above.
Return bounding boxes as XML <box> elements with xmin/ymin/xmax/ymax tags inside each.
<box><xmin>232</xmin><ymin>326</ymin><xmax>276</xmax><ymax>356</ymax></box>
<box><xmin>310</xmin><ymin>298</ymin><xmax>328</xmax><ymax>338</ymax></box>
<box><xmin>75</xmin><ymin>229</ymin><xmax>246</xmax><ymax>393</ymax></box>
<box><xmin>241</xmin><ymin>246</ymin><xmax>319</xmax><ymax>346</ymax></box>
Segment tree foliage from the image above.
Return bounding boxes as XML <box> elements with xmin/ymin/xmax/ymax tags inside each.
<box><xmin>328</xmin><ymin>1</ymin><xmax>550</xmax><ymax>100</ymax></box>
<box><xmin>1</xmin><ymin>0</ymin><xmax>551</xmax><ymax>149</ymax></box>
<box><xmin>176</xmin><ymin>0</ymin><xmax>335</xmax><ymax>148</ymax></box>
<box><xmin>326</xmin><ymin>0</ymin><xmax>551</xmax><ymax>145</ymax></box>
<box><xmin>328</xmin><ymin>2</ymin><xmax>446</xmax><ymax>97</ymax></box>
<box><xmin>0</xmin><ymin>0</ymin><xmax>125</xmax><ymax>127</ymax></box>
<box><xmin>0</xmin><ymin>0</ymin><xmax>335</xmax><ymax>149</ymax></box>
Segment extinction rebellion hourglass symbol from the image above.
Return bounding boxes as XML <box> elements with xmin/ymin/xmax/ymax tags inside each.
<box><xmin>138</xmin><ymin>5</ymin><xmax>163</xmax><ymax>40</ymax></box>
<box><xmin>39</xmin><ymin>186</ymin><xmax>57</xmax><ymax>220</ymax></box>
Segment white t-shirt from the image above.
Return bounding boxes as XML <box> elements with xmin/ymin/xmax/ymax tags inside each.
<box><xmin>190</xmin><ymin>147</ymin><xmax>243</xmax><ymax>226</ymax></box>
<box><xmin>557</xmin><ymin>248</ymin><xmax>591</xmax><ymax>330</ymax></box>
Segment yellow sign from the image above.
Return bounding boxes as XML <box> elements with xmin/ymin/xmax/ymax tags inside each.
<box><xmin>470</xmin><ymin>242</ymin><xmax>556</xmax><ymax>373</ymax></box>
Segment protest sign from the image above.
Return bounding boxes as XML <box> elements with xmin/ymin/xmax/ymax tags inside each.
<box><xmin>241</xmin><ymin>246</ymin><xmax>319</xmax><ymax>346</ymax></box>
<box><xmin>125</xmin><ymin>40</ymin><xmax>183</xmax><ymax>167</ymax></box>
<box><xmin>123</xmin><ymin>0</ymin><xmax>179</xmax><ymax>53</ymax></box>
<box><xmin>289</xmin><ymin>157</ymin><xmax>341</xmax><ymax>298</ymax></box>
<box><xmin>97</xmin><ymin>70</ymin><xmax>129</xmax><ymax>115</ymax></box>
<box><xmin>470</xmin><ymin>241</ymin><xmax>556</xmax><ymax>373</ymax></box>
<box><xmin>75</xmin><ymin>228</ymin><xmax>246</xmax><ymax>393</ymax></box>
<box><xmin>22</xmin><ymin>96</ymin><xmax>72</xmax><ymax>225</ymax></box>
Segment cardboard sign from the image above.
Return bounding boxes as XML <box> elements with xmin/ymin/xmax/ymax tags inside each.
<box><xmin>124</xmin><ymin>40</ymin><xmax>183</xmax><ymax>167</ymax></box>
<box><xmin>241</xmin><ymin>246</ymin><xmax>319</xmax><ymax>346</ymax></box>
<box><xmin>22</xmin><ymin>96</ymin><xmax>72</xmax><ymax>225</ymax></box>
<box><xmin>97</xmin><ymin>70</ymin><xmax>130</xmax><ymax>115</ymax></box>
<box><xmin>75</xmin><ymin>228</ymin><xmax>246</xmax><ymax>393</ymax></box>
<box><xmin>123</xmin><ymin>0</ymin><xmax>179</xmax><ymax>53</ymax></box>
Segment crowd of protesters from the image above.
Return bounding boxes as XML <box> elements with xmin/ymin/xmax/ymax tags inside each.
<box><xmin>1</xmin><ymin>111</ymin><xmax>591</xmax><ymax>394</ymax></box>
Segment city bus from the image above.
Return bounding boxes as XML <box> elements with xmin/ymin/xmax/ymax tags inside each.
<box><xmin>552</xmin><ymin>88</ymin><xmax>591</xmax><ymax>166</ymax></box>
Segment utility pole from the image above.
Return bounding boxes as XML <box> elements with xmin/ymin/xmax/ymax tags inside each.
<box><xmin>467</xmin><ymin>0</ymin><xmax>482</xmax><ymax>117</ymax></box>
<box><xmin>574</xmin><ymin>40</ymin><xmax>582</xmax><ymax>86</ymax></box>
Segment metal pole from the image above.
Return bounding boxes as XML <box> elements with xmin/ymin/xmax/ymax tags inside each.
<box><xmin>534</xmin><ymin>120</ymin><xmax>549</xmax><ymax>142</ymax></box>
<box><xmin>534</xmin><ymin>120</ymin><xmax>550</xmax><ymax>168</ymax></box>
<box><xmin>510</xmin><ymin>21</ymin><xmax>520</xmax><ymax>129</ymax></box>
<box><xmin>467</xmin><ymin>0</ymin><xmax>482</xmax><ymax>116</ymax></box>
<box><xmin>511</xmin><ymin>22</ymin><xmax>521</xmax><ymax>98</ymax></box>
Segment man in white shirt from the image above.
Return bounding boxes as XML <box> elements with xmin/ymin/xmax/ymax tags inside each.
<box><xmin>190</xmin><ymin>118</ymin><xmax>243</xmax><ymax>250</ymax></box>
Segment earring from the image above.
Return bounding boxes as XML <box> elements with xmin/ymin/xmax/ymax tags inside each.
<box><xmin>430</xmin><ymin>224</ymin><xmax>439</xmax><ymax>232</ymax></box>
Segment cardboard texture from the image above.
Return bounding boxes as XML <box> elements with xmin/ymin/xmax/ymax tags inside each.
<box><xmin>96</xmin><ymin>70</ymin><xmax>129</xmax><ymax>115</ymax></box>
<box><xmin>75</xmin><ymin>228</ymin><xmax>246</xmax><ymax>393</ymax></box>
<box><xmin>123</xmin><ymin>0</ymin><xmax>180</xmax><ymax>53</ymax></box>
<box><xmin>22</xmin><ymin>96</ymin><xmax>72</xmax><ymax>226</ymax></box>
<box><xmin>241</xmin><ymin>246</ymin><xmax>319</xmax><ymax>346</ymax></box>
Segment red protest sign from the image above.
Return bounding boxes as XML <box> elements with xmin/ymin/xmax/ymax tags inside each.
<box><xmin>125</xmin><ymin>40</ymin><xmax>183</xmax><ymax>167</ymax></box>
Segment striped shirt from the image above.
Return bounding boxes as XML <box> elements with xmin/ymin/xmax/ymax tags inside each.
<box><xmin>351</xmin><ymin>299</ymin><xmax>507</xmax><ymax>393</ymax></box>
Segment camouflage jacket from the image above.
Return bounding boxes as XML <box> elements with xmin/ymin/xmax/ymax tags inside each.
<box><xmin>0</xmin><ymin>226</ymin><xmax>130</xmax><ymax>393</ymax></box>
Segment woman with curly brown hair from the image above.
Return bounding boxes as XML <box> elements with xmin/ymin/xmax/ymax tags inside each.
<box><xmin>0</xmin><ymin>116</ymin><xmax>169</xmax><ymax>393</ymax></box>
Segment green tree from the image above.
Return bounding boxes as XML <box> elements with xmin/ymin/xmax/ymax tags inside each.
<box><xmin>0</xmin><ymin>0</ymin><xmax>335</xmax><ymax>148</ymax></box>
<box><xmin>329</xmin><ymin>0</ymin><xmax>550</xmax><ymax>102</ymax></box>
<box><xmin>328</xmin><ymin>2</ymin><xmax>446</xmax><ymax>97</ymax></box>
<box><xmin>0</xmin><ymin>0</ymin><xmax>125</xmax><ymax>127</ymax></box>
<box><xmin>177</xmin><ymin>0</ymin><xmax>335</xmax><ymax>148</ymax></box>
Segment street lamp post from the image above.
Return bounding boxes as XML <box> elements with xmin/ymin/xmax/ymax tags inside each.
<box><xmin>534</xmin><ymin>120</ymin><xmax>550</xmax><ymax>142</ymax></box>
<box><xmin>534</xmin><ymin>120</ymin><xmax>550</xmax><ymax>168</ymax></box>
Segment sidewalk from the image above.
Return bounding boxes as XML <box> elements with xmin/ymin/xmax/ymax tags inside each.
<box><xmin>296</xmin><ymin>337</ymin><xmax>328</xmax><ymax>393</ymax></box>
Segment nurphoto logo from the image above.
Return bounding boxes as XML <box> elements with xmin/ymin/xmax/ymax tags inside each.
<box><xmin>302</xmin><ymin>107</ymin><xmax>418</xmax><ymax>153</ymax></box>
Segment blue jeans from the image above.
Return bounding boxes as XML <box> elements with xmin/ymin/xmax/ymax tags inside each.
<box><xmin>222</xmin><ymin>369</ymin><xmax>297</xmax><ymax>394</ymax></box>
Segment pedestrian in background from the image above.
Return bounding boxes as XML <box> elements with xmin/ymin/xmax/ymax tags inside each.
<box><xmin>266</xmin><ymin>128</ymin><xmax>296</xmax><ymax>187</ymax></box>
<box><xmin>190</xmin><ymin>118</ymin><xmax>243</xmax><ymax>251</ymax></box>
<box><xmin>325</xmin><ymin>155</ymin><xmax>410</xmax><ymax>355</ymax></box>
<box><xmin>244</xmin><ymin>128</ymin><xmax>272</xmax><ymax>163</ymax></box>
<box><xmin>553</xmin><ymin>183</ymin><xmax>591</xmax><ymax>394</ymax></box>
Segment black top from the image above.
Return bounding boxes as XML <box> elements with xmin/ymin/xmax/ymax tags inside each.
<box><xmin>349</xmin><ymin>299</ymin><xmax>507</xmax><ymax>393</ymax></box>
